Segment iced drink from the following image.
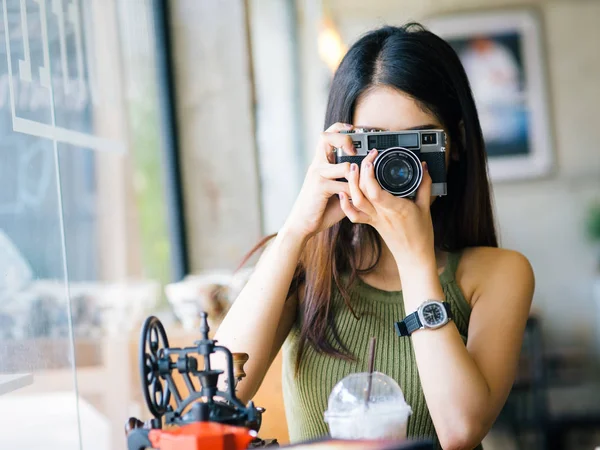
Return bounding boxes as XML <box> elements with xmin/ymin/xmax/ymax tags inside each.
<box><xmin>324</xmin><ymin>372</ymin><xmax>411</xmax><ymax>440</ymax></box>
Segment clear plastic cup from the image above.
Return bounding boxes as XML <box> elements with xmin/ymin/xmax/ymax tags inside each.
<box><xmin>324</xmin><ymin>372</ymin><xmax>412</xmax><ymax>440</ymax></box>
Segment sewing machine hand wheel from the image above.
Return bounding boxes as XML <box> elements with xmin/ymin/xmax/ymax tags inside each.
<box><xmin>139</xmin><ymin>316</ymin><xmax>172</xmax><ymax>418</ymax></box>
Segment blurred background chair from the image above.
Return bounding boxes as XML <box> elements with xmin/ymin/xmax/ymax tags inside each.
<box><xmin>499</xmin><ymin>316</ymin><xmax>600</xmax><ymax>449</ymax></box>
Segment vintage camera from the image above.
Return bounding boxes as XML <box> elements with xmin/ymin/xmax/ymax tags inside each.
<box><xmin>335</xmin><ymin>128</ymin><xmax>447</xmax><ymax>198</ymax></box>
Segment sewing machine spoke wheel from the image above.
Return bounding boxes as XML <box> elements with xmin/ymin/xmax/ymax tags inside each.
<box><xmin>139</xmin><ymin>316</ymin><xmax>171</xmax><ymax>418</ymax></box>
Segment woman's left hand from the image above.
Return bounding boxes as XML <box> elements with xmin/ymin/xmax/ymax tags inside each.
<box><xmin>338</xmin><ymin>149</ymin><xmax>435</xmax><ymax>270</ymax></box>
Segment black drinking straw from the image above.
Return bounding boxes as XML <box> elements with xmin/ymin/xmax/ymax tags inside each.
<box><xmin>365</xmin><ymin>336</ymin><xmax>377</xmax><ymax>408</ymax></box>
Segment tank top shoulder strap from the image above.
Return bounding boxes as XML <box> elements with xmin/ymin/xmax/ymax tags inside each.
<box><xmin>440</xmin><ymin>250</ymin><xmax>473</xmax><ymax>332</ymax></box>
<box><xmin>440</xmin><ymin>250</ymin><xmax>463</xmax><ymax>285</ymax></box>
<box><xmin>447</xmin><ymin>250</ymin><xmax>464</xmax><ymax>274</ymax></box>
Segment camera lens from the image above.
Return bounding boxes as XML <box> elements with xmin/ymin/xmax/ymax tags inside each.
<box><xmin>375</xmin><ymin>148</ymin><xmax>422</xmax><ymax>197</ymax></box>
<box><xmin>382</xmin><ymin>158</ymin><xmax>413</xmax><ymax>188</ymax></box>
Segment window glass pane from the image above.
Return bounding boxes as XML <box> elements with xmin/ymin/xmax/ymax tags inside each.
<box><xmin>0</xmin><ymin>1</ymin><xmax>176</xmax><ymax>449</ymax></box>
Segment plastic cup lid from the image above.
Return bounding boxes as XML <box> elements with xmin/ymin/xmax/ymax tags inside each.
<box><xmin>323</xmin><ymin>372</ymin><xmax>412</xmax><ymax>421</ymax></box>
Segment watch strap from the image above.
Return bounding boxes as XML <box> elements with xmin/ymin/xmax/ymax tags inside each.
<box><xmin>394</xmin><ymin>301</ymin><xmax>453</xmax><ymax>337</ymax></box>
<box><xmin>443</xmin><ymin>301</ymin><xmax>453</xmax><ymax>320</ymax></box>
<box><xmin>394</xmin><ymin>311</ymin><xmax>422</xmax><ymax>337</ymax></box>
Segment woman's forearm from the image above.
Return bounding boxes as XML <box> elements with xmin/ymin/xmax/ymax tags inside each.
<box><xmin>400</xmin><ymin>261</ymin><xmax>491</xmax><ymax>449</ymax></box>
<box><xmin>215</xmin><ymin>227</ymin><xmax>306</xmax><ymax>400</ymax></box>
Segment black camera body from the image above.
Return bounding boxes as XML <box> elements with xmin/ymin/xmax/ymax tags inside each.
<box><xmin>335</xmin><ymin>128</ymin><xmax>447</xmax><ymax>198</ymax></box>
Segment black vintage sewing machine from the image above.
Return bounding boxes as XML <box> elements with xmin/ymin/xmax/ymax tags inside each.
<box><xmin>125</xmin><ymin>312</ymin><xmax>277</xmax><ymax>450</ymax></box>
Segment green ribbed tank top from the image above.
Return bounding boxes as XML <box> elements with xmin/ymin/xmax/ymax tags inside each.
<box><xmin>282</xmin><ymin>251</ymin><xmax>482</xmax><ymax>449</ymax></box>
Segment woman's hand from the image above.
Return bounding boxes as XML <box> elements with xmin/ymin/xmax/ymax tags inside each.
<box><xmin>338</xmin><ymin>149</ymin><xmax>436</xmax><ymax>270</ymax></box>
<box><xmin>282</xmin><ymin>123</ymin><xmax>356</xmax><ymax>242</ymax></box>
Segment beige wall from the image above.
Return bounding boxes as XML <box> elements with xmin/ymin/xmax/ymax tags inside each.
<box><xmin>168</xmin><ymin>0</ymin><xmax>263</xmax><ymax>271</ymax></box>
<box><xmin>322</xmin><ymin>0</ymin><xmax>600</xmax><ymax>350</ymax></box>
<box><xmin>171</xmin><ymin>0</ymin><xmax>600</xmax><ymax>351</ymax></box>
<box><xmin>249</xmin><ymin>0</ymin><xmax>305</xmax><ymax>235</ymax></box>
<box><xmin>93</xmin><ymin>0</ymin><xmax>143</xmax><ymax>282</ymax></box>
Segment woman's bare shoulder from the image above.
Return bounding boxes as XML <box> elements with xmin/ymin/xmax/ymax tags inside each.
<box><xmin>456</xmin><ymin>247</ymin><xmax>534</xmax><ymax>308</ymax></box>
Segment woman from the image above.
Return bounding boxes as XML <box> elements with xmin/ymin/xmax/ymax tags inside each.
<box><xmin>215</xmin><ymin>23</ymin><xmax>534</xmax><ymax>449</ymax></box>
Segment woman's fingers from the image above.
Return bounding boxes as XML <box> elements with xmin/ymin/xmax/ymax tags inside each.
<box><xmin>325</xmin><ymin>122</ymin><xmax>354</xmax><ymax>133</ymax></box>
<box><xmin>339</xmin><ymin>192</ymin><xmax>371</xmax><ymax>224</ymax></box>
<box><xmin>325</xmin><ymin>122</ymin><xmax>353</xmax><ymax>133</ymax></box>
<box><xmin>315</xmin><ymin>123</ymin><xmax>357</xmax><ymax>164</ymax></box>
<box><xmin>315</xmin><ymin>162</ymin><xmax>351</xmax><ymax>180</ymax></box>
<box><xmin>359</xmin><ymin>149</ymin><xmax>384</xmax><ymax>202</ymax></box>
<box><xmin>415</xmin><ymin>162</ymin><xmax>433</xmax><ymax>210</ymax></box>
<box><xmin>347</xmin><ymin>162</ymin><xmax>375</xmax><ymax>215</ymax></box>
<box><xmin>321</xmin><ymin>179</ymin><xmax>351</xmax><ymax>197</ymax></box>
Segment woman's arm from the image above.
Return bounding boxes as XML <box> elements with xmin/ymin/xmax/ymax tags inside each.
<box><xmin>401</xmin><ymin>248</ymin><xmax>534</xmax><ymax>450</ymax></box>
<box><xmin>215</xmin><ymin>122</ymin><xmax>356</xmax><ymax>402</ymax></box>
<box><xmin>214</xmin><ymin>228</ymin><xmax>304</xmax><ymax>403</ymax></box>
<box><xmin>338</xmin><ymin>153</ymin><xmax>534</xmax><ymax>449</ymax></box>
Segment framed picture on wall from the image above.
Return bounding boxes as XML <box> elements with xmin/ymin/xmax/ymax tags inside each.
<box><xmin>426</xmin><ymin>10</ymin><xmax>553</xmax><ymax>182</ymax></box>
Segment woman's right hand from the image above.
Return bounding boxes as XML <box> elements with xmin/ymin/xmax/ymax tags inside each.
<box><xmin>282</xmin><ymin>122</ymin><xmax>357</xmax><ymax>241</ymax></box>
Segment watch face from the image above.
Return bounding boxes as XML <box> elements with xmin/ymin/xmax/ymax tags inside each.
<box><xmin>421</xmin><ymin>303</ymin><xmax>446</xmax><ymax>327</ymax></box>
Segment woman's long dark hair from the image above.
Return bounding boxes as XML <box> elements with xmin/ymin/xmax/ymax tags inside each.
<box><xmin>241</xmin><ymin>23</ymin><xmax>498</xmax><ymax>371</ymax></box>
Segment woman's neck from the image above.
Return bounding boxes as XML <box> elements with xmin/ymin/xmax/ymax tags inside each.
<box><xmin>376</xmin><ymin>240</ymin><xmax>401</xmax><ymax>278</ymax></box>
<box><xmin>359</xmin><ymin>239</ymin><xmax>446</xmax><ymax>292</ymax></box>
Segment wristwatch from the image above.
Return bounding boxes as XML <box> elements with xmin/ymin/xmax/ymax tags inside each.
<box><xmin>395</xmin><ymin>300</ymin><xmax>453</xmax><ymax>337</ymax></box>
